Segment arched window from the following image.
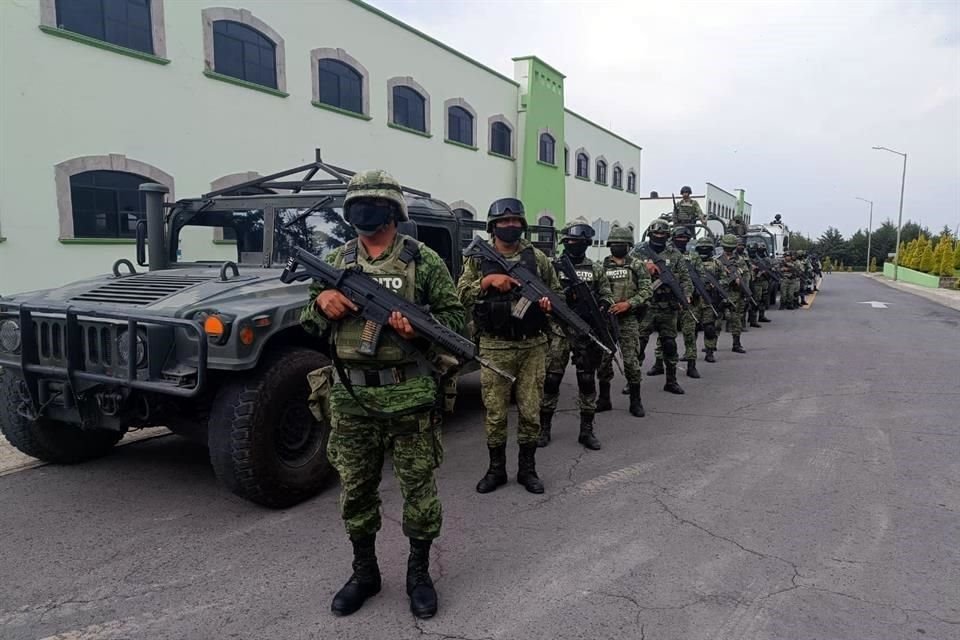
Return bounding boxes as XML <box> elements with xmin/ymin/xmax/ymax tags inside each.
<box><xmin>212</xmin><ymin>20</ymin><xmax>277</xmax><ymax>88</ymax></box>
<box><xmin>539</xmin><ymin>133</ymin><xmax>556</xmax><ymax>165</ymax></box>
<box><xmin>596</xmin><ymin>159</ymin><xmax>608</xmax><ymax>185</ymax></box>
<box><xmin>448</xmin><ymin>106</ymin><xmax>473</xmax><ymax>146</ymax></box>
<box><xmin>392</xmin><ymin>85</ymin><xmax>426</xmax><ymax>132</ymax></box>
<box><xmin>612</xmin><ymin>165</ymin><xmax>623</xmax><ymax>189</ymax></box>
<box><xmin>490</xmin><ymin>121</ymin><xmax>512</xmax><ymax>157</ymax></box>
<box><xmin>576</xmin><ymin>153</ymin><xmax>589</xmax><ymax>179</ymax></box>
<box><xmin>46</xmin><ymin>0</ymin><xmax>161</xmax><ymax>56</ymax></box>
<box><xmin>317</xmin><ymin>59</ymin><xmax>362</xmax><ymax>113</ymax></box>
<box><xmin>627</xmin><ymin>171</ymin><xmax>637</xmax><ymax>193</ymax></box>
<box><xmin>69</xmin><ymin>171</ymin><xmax>151</xmax><ymax>239</ymax></box>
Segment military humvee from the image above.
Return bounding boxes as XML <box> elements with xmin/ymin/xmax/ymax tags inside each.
<box><xmin>0</xmin><ymin>153</ymin><xmax>556</xmax><ymax>507</ymax></box>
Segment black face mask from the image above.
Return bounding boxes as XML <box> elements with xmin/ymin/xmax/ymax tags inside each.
<box><xmin>649</xmin><ymin>236</ymin><xmax>668</xmax><ymax>251</ymax></box>
<box><xmin>564</xmin><ymin>242</ymin><xmax>588</xmax><ymax>260</ymax></box>
<box><xmin>735</xmin><ymin>247</ymin><xmax>745</xmax><ymax>255</ymax></box>
<box><xmin>610</xmin><ymin>244</ymin><xmax>629</xmax><ymax>258</ymax></box>
<box><xmin>348</xmin><ymin>201</ymin><xmax>395</xmax><ymax>236</ymax></box>
<box><xmin>494</xmin><ymin>226</ymin><xmax>523</xmax><ymax>244</ymax></box>
<box><xmin>696</xmin><ymin>248</ymin><xmax>713</xmax><ymax>259</ymax></box>
<box><xmin>673</xmin><ymin>239</ymin><xmax>690</xmax><ymax>252</ymax></box>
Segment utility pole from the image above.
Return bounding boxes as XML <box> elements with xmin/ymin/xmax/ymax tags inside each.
<box><xmin>855</xmin><ymin>197</ymin><xmax>874</xmax><ymax>270</ymax></box>
<box><xmin>872</xmin><ymin>147</ymin><xmax>908</xmax><ymax>281</ymax></box>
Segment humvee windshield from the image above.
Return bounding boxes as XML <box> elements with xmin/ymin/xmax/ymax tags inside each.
<box><xmin>274</xmin><ymin>206</ymin><xmax>356</xmax><ymax>264</ymax></box>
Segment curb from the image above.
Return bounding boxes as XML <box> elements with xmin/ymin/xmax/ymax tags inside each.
<box><xmin>863</xmin><ymin>273</ymin><xmax>960</xmax><ymax>312</ymax></box>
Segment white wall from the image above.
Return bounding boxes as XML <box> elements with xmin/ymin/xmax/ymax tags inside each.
<box><xmin>0</xmin><ymin>0</ymin><xmax>518</xmax><ymax>293</ymax></box>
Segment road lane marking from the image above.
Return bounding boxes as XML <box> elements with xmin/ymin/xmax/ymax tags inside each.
<box><xmin>802</xmin><ymin>291</ymin><xmax>817</xmax><ymax>309</ymax></box>
<box><xmin>858</xmin><ymin>300</ymin><xmax>890</xmax><ymax>308</ymax></box>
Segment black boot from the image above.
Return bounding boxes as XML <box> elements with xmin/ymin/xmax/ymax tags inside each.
<box><xmin>732</xmin><ymin>336</ymin><xmax>746</xmax><ymax>354</ymax></box>
<box><xmin>406</xmin><ymin>538</ymin><xmax>438</xmax><ymax>619</ymax></box>
<box><xmin>537</xmin><ymin>411</ymin><xmax>553</xmax><ymax>448</ymax></box>
<box><xmin>646</xmin><ymin>358</ymin><xmax>664</xmax><ymax>376</ymax></box>
<box><xmin>596</xmin><ymin>382</ymin><xmax>612</xmax><ymax>413</ymax></box>
<box><xmin>628</xmin><ymin>383</ymin><xmax>645</xmax><ymax>417</ymax></box>
<box><xmin>331</xmin><ymin>535</ymin><xmax>381</xmax><ymax>616</ymax></box>
<box><xmin>663</xmin><ymin>363</ymin><xmax>685</xmax><ymax>395</ymax></box>
<box><xmin>759</xmin><ymin>310</ymin><xmax>771</xmax><ymax>323</ymax></box>
<box><xmin>621</xmin><ymin>384</ymin><xmax>630</xmax><ymax>395</ymax></box>
<box><xmin>704</xmin><ymin>349</ymin><xmax>716</xmax><ymax>363</ymax></box>
<box><xmin>686</xmin><ymin>359</ymin><xmax>701</xmax><ymax>379</ymax></box>
<box><xmin>517</xmin><ymin>444</ymin><xmax>544</xmax><ymax>494</ymax></box>
<box><xmin>578</xmin><ymin>413</ymin><xmax>601</xmax><ymax>450</ymax></box>
<box><xmin>476</xmin><ymin>444</ymin><xmax>507</xmax><ymax>493</ymax></box>
<box><xmin>748</xmin><ymin>309</ymin><xmax>760</xmax><ymax>327</ymax></box>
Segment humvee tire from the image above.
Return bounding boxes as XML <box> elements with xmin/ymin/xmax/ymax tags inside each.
<box><xmin>207</xmin><ymin>347</ymin><xmax>332</xmax><ymax>508</ymax></box>
<box><xmin>0</xmin><ymin>368</ymin><xmax>124</xmax><ymax>463</ymax></box>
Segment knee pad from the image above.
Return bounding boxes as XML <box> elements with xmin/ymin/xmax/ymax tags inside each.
<box><xmin>661</xmin><ymin>338</ymin><xmax>679</xmax><ymax>358</ymax></box>
<box><xmin>544</xmin><ymin>371</ymin><xmax>564</xmax><ymax>395</ymax></box>
<box><xmin>576</xmin><ymin>370</ymin><xmax>597</xmax><ymax>395</ymax></box>
<box><xmin>703</xmin><ymin>324</ymin><xmax>718</xmax><ymax>341</ymax></box>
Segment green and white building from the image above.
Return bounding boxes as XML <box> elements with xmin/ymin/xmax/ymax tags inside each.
<box><xmin>0</xmin><ymin>0</ymin><xmax>644</xmax><ymax>293</ymax></box>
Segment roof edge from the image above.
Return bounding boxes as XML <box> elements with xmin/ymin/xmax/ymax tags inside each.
<box><xmin>511</xmin><ymin>55</ymin><xmax>567</xmax><ymax>79</ymax></box>
<box><xmin>564</xmin><ymin>109</ymin><xmax>643</xmax><ymax>151</ymax></box>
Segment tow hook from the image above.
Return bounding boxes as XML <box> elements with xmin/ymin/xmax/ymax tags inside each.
<box><xmin>96</xmin><ymin>391</ymin><xmax>124</xmax><ymax>416</ymax></box>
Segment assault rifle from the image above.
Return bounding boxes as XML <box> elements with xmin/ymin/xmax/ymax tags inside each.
<box><xmin>554</xmin><ymin>253</ymin><xmax>622</xmax><ymax>371</ymax></box>
<box><xmin>701</xmin><ymin>270</ymin><xmax>734</xmax><ymax>307</ymax></box>
<box><xmin>463</xmin><ymin>237</ymin><xmax>611</xmax><ymax>356</ymax></box>
<box><xmin>717</xmin><ymin>254</ymin><xmax>759</xmax><ymax>307</ymax></box>
<box><xmin>753</xmin><ymin>256</ymin><xmax>782</xmax><ymax>283</ymax></box>
<box><xmin>635</xmin><ymin>245</ymin><xmax>698</xmax><ymax>324</ymax></box>
<box><xmin>684</xmin><ymin>261</ymin><xmax>720</xmax><ymax>318</ymax></box>
<box><xmin>280</xmin><ymin>247</ymin><xmax>515</xmax><ymax>382</ymax></box>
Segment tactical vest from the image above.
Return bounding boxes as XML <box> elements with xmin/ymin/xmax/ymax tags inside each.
<box><xmin>474</xmin><ymin>245</ymin><xmax>549</xmax><ymax>339</ymax></box>
<box><xmin>675</xmin><ymin>201</ymin><xmax>699</xmax><ymax>224</ymax></box>
<box><xmin>556</xmin><ymin>257</ymin><xmax>597</xmax><ymax>304</ymax></box>
<box><xmin>334</xmin><ymin>236</ymin><xmax>421</xmax><ymax>365</ymax></box>
<box><xmin>604</xmin><ymin>258</ymin><xmax>638</xmax><ymax>302</ymax></box>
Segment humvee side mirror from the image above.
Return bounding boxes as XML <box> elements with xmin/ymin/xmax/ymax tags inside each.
<box><xmin>136</xmin><ymin>219</ymin><xmax>148</xmax><ymax>267</ymax></box>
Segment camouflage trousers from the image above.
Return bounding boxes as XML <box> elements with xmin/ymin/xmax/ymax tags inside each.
<box><xmin>638</xmin><ymin>304</ymin><xmax>680</xmax><ymax>368</ymax></box>
<box><xmin>655</xmin><ymin>298</ymin><xmax>700</xmax><ymax>362</ymax></box>
<box><xmin>749</xmin><ymin>278</ymin><xmax>770</xmax><ymax>322</ymax></box>
<box><xmin>480</xmin><ymin>340</ymin><xmax>547</xmax><ymax>447</ymax></box>
<box><xmin>328</xmin><ymin>410</ymin><xmax>443</xmax><ymax>541</ymax></box>
<box><xmin>780</xmin><ymin>278</ymin><xmax>799</xmax><ymax>308</ymax></box>
<box><xmin>725</xmin><ymin>291</ymin><xmax>744</xmax><ymax>336</ymax></box>
<box><xmin>542</xmin><ymin>331</ymin><xmax>600</xmax><ymax>415</ymax></box>
<box><xmin>697</xmin><ymin>298</ymin><xmax>721</xmax><ymax>351</ymax></box>
<box><xmin>599</xmin><ymin>315</ymin><xmax>641</xmax><ymax>385</ymax></box>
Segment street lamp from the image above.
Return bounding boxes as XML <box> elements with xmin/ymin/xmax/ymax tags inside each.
<box><xmin>855</xmin><ymin>196</ymin><xmax>874</xmax><ymax>271</ymax></box>
<box><xmin>872</xmin><ymin>146</ymin><xmax>907</xmax><ymax>281</ymax></box>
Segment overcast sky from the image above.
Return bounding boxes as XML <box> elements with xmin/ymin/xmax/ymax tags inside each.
<box><xmin>371</xmin><ymin>0</ymin><xmax>960</xmax><ymax>239</ymax></box>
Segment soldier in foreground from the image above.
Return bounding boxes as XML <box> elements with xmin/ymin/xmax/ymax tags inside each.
<box><xmin>674</xmin><ymin>185</ymin><xmax>705</xmax><ymax>234</ymax></box>
<box><xmin>300</xmin><ymin>171</ymin><xmax>465</xmax><ymax>619</ymax></box>
<box><xmin>747</xmin><ymin>242</ymin><xmax>772</xmax><ymax>325</ymax></box>
<box><xmin>779</xmin><ymin>251</ymin><xmax>801</xmax><ymax>309</ymax></box>
<box><xmin>457</xmin><ymin>198</ymin><xmax>557</xmax><ymax>494</ymax></box>
<box><xmin>597</xmin><ymin>225</ymin><xmax>652</xmax><ymax>416</ymax></box>
<box><xmin>633</xmin><ymin>220</ymin><xmax>693</xmax><ymax>394</ymax></box>
<box><xmin>693</xmin><ymin>236</ymin><xmax>725</xmax><ymax>362</ymax></box>
<box><xmin>717</xmin><ymin>234</ymin><xmax>747</xmax><ymax>353</ymax></box>
<box><xmin>540</xmin><ymin>218</ymin><xmax>614</xmax><ymax>449</ymax></box>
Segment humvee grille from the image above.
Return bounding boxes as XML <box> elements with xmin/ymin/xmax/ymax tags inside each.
<box><xmin>71</xmin><ymin>274</ymin><xmax>214</xmax><ymax>306</ymax></box>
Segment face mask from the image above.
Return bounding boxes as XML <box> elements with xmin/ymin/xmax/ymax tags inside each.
<box><xmin>494</xmin><ymin>226</ymin><xmax>523</xmax><ymax>244</ymax></box>
<box><xmin>348</xmin><ymin>201</ymin><xmax>395</xmax><ymax>236</ymax></box>
<box><xmin>696</xmin><ymin>248</ymin><xmax>713</xmax><ymax>259</ymax></box>
<box><xmin>564</xmin><ymin>242</ymin><xmax>588</xmax><ymax>259</ymax></box>
<box><xmin>649</xmin><ymin>237</ymin><xmax>667</xmax><ymax>251</ymax></box>
<box><xmin>610</xmin><ymin>245</ymin><xmax>629</xmax><ymax>258</ymax></box>
<box><xmin>735</xmin><ymin>247</ymin><xmax>745</xmax><ymax>255</ymax></box>
<box><xmin>674</xmin><ymin>239</ymin><xmax>689</xmax><ymax>252</ymax></box>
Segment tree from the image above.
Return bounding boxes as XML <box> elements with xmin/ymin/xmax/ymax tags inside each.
<box><xmin>822</xmin><ymin>256</ymin><xmax>833</xmax><ymax>272</ymax></box>
<box><xmin>954</xmin><ymin>240</ymin><xmax>960</xmax><ymax>270</ymax></box>
<box><xmin>869</xmin><ymin>256</ymin><xmax>878</xmax><ymax>272</ymax></box>
<box><xmin>938</xmin><ymin>244</ymin><xmax>955</xmax><ymax>276</ymax></box>
<box><xmin>919</xmin><ymin>245</ymin><xmax>935</xmax><ymax>273</ymax></box>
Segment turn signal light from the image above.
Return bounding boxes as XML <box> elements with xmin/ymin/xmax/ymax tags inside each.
<box><xmin>239</xmin><ymin>326</ymin><xmax>255</xmax><ymax>346</ymax></box>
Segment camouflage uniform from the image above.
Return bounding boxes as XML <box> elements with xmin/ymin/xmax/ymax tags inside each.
<box><xmin>632</xmin><ymin>221</ymin><xmax>693</xmax><ymax>393</ymax></box>
<box><xmin>747</xmin><ymin>245</ymin><xmax>772</xmax><ymax>324</ymax></box>
<box><xmin>693</xmin><ymin>236</ymin><xmax>727</xmax><ymax>361</ymax></box>
<box><xmin>301</xmin><ymin>233</ymin><xmax>464</xmax><ymax>541</ymax></box>
<box><xmin>778</xmin><ymin>254</ymin><xmax>801</xmax><ymax>309</ymax></box>
<box><xmin>674</xmin><ymin>197</ymin><xmax>704</xmax><ymax>235</ymax></box>
<box><xmin>654</xmin><ymin>238</ymin><xmax>703</xmax><ymax>366</ymax></box>
<box><xmin>716</xmin><ymin>234</ymin><xmax>747</xmax><ymax>353</ymax></box>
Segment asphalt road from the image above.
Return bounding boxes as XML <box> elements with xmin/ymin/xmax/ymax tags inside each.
<box><xmin>1</xmin><ymin>274</ymin><xmax>958</xmax><ymax>640</ymax></box>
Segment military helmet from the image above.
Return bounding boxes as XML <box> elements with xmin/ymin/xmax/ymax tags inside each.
<box><xmin>486</xmin><ymin>197</ymin><xmax>527</xmax><ymax>231</ymax></box>
<box><xmin>671</xmin><ymin>225</ymin><xmax>692</xmax><ymax>239</ymax></box>
<box><xmin>696</xmin><ymin>236</ymin><xmax>715</xmax><ymax>248</ymax></box>
<box><xmin>720</xmin><ymin>234</ymin><xmax>738</xmax><ymax>249</ymax></box>
<box><xmin>560</xmin><ymin>216</ymin><xmax>595</xmax><ymax>242</ymax></box>
<box><xmin>607</xmin><ymin>225</ymin><xmax>634</xmax><ymax>244</ymax></box>
<box><xmin>733</xmin><ymin>214</ymin><xmax>743</xmax><ymax>222</ymax></box>
<box><xmin>648</xmin><ymin>219</ymin><xmax>671</xmax><ymax>235</ymax></box>
<box><xmin>680</xmin><ymin>185</ymin><xmax>692</xmax><ymax>195</ymax></box>
<box><xmin>345</xmin><ymin>169</ymin><xmax>409</xmax><ymax>221</ymax></box>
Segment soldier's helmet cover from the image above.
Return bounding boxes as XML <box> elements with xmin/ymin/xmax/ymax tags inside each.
<box><xmin>680</xmin><ymin>186</ymin><xmax>692</xmax><ymax>195</ymax></box>
<box><xmin>560</xmin><ymin>216</ymin><xmax>595</xmax><ymax>242</ymax></box>
<box><xmin>720</xmin><ymin>234</ymin><xmax>739</xmax><ymax>249</ymax></box>
<box><xmin>607</xmin><ymin>225</ymin><xmax>634</xmax><ymax>244</ymax></box>
<box><xmin>345</xmin><ymin>170</ymin><xmax>409</xmax><ymax>221</ymax></box>
<box><xmin>486</xmin><ymin>197</ymin><xmax>527</xmax><ymax>231</ymax></box>
<box><xmin>671</xmin><ymin>225</ymin><xmax>692</xmax><ymax>238</ymax></box>
<box><xmin>696</xmin><ymin>236</ymin><xmax>715</xmax><ymax>248</ymax></box>
<box><xmin>648</xmin><ymin>219</ymin><xmax>672</xmax><ymax>235</ymax></box>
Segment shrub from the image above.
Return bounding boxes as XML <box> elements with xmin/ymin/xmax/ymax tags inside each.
<box><xmin>954</xmin><ymin>241</ymin><xmax>960</xmax><ymax>270</ymax></box>
<box><xmin>919</xmin><ymin>245</ymin><xmax>935</xmax><ymax>273</ymax></box>
<box><xmin>869</xmin><ymin>256</ymin><xmax>877</xmax><ymax>272</ymax></box>
<box><xmin>939</xmin><ymin>245</ymin><xmax>955</xmax><ymax>276</ymax></box>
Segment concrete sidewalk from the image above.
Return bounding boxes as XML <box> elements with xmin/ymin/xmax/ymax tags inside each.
<box><xmin>862</xmin><ymin>272</ymin><xmax>960</xmax><ymax>312</ymax></box>
<box><xmin>0</xmin><ymin>427</ymin><xmax>171</xmax><ymax>476</ymax></box>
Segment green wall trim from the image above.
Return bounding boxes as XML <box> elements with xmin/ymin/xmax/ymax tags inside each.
<box><xmin>536</xmin><ymin>160</ymin><xmax>558</xmax><ymax>169</ymax></box>
<box><xmin>575</xmin><ymin>175</ymin><xmax>591</xmax><ymax>182</ymax></box>
<box><xmin>60</xmin><ymin>238</ymin><xmax>136</xmax><ymax>245</ymax></box>
<box><xmin>487</xmin><ymin>151</ymin><xmax>515</xmax><ymax>162</ymax></box>
<box><xmin>203</xmin><ymin>70</ymin><xmax>289</xmax><ymax>98</ymax></box>
<box><xmin>388</xmin><ymin>122</ymin><xmax>432</xmax><ymax>138</ymax></box>
<box><xmin>564</xmin><ymin>108</ymin><xmax>643</xmax><ymax>151</ymax></box>
<box><xmin>311</xmin><ymin>101</ymin><xmax>372</xmax><ymax>120</ymax></box>
<box><xmin>444</xmin><ymin>139</ymin><xmax>479</xmax><ymax>151</ymax></box>
<box><xmin>213</xmin><ymin>239</ymin><xmax>238</xmax><ymax>245</ymax></box>
<box><xmin>39</xmin><ymin>26</ymin><xmax>171</xmax><ymax>65</ymax></box>
<box><xmin>511</xmin><ymin>55</ymin><xmax>567</xmax><ymax>79</ymax></box>
<box><xmin>346</xmin><ymin>0</ymin><xmax>520</xmax><ymax>87</ymax></box>
<box><xmin>882</xmin><ymin>262</ymin><xmax>942</xmax><ymax>287</ymax></box>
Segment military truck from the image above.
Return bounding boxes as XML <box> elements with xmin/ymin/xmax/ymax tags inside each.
<box><xmin>0</xmin><ymin>153</ymin><xmax>556</xmax><ymax>507</ymax></box>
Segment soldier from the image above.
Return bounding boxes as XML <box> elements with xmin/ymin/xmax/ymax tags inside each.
<box><xmin>717</xmin><ymin>234</ymin><xmax>747</xmax><ymax>354</ymax></box>
<box><xmin>735</xmin><ymin>236</ymin><xmax>752</xmax><ymax>331</ymax></box>
<box><xmin>301</xmin><ymin>171</ymin><xmax>465</xmax><ymax>619</ymax></box>
<box><xmin>729</xmin><ymin>214</ymin><xmax>748</xmax><ymax>238</ymax></box>
<box><xmin>674</xmin><ymin>186</ymin><xmax>705</xmax><ymax>234</ymax></box>
<box><xmin>797</xmin><ymin>250</ymin><xmax>812</xmax><ymax>305</ymax></box>
<box><xmin>597</xmin><ymin>225</ymin><xmax>652</xmax><ymax>417</ymax></box>
<box><xmin>457</xmin><ymin>198</ymin><xmax>558</xmax><ymax>495</ymax></box>
<box><xmin>693</xmin><ymin>236</ymin><xmax>726</xmax><ymax>362</ymax></box>
<box><xmin>633</xmin><ymin>220</ymin><xmax>693</xmax><ymax>394</ymax></box>
<box><xmin>540</xmin><ymin>217</ymin><xmax>614</xmax><ymax>449</ymax></box>
<box><xmin>779</xmin><ymin>251</ymin><xmax>800</xmax><ymax>309</ymax></box>
<box><xmin>648</xmin><ymin>226</ymin><xmax>703</xmax><ymax>379</ymax></box>
<box><xmin>748</xmin><ymin>243</ymin><xmax>773</xmax><ymax>324</ymax></box>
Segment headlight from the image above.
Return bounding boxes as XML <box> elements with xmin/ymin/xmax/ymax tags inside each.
<box><xmin>0</xmin><ymin>319</ymin><xmax>21</xmax><ymax>354</ymax></box>
<box><xmin>117</xmin><ymin>331</ymin><xmax>146</xmax><ymax>367</ymax></box>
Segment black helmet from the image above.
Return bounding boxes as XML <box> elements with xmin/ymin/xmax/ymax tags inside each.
<box><xmin>486</xmin><ymin>198</ymin><xmax>527</xmax><ymax>232</ymax></box>
<box><xmin>680</xmin><ymin>185</ymin><xmax>692</xmax><ymax>195</ymax></box>
<box><xmin>671</xmin><ymin>226</ymin><xmax>692</xmax><ymax>239</ymax></box>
